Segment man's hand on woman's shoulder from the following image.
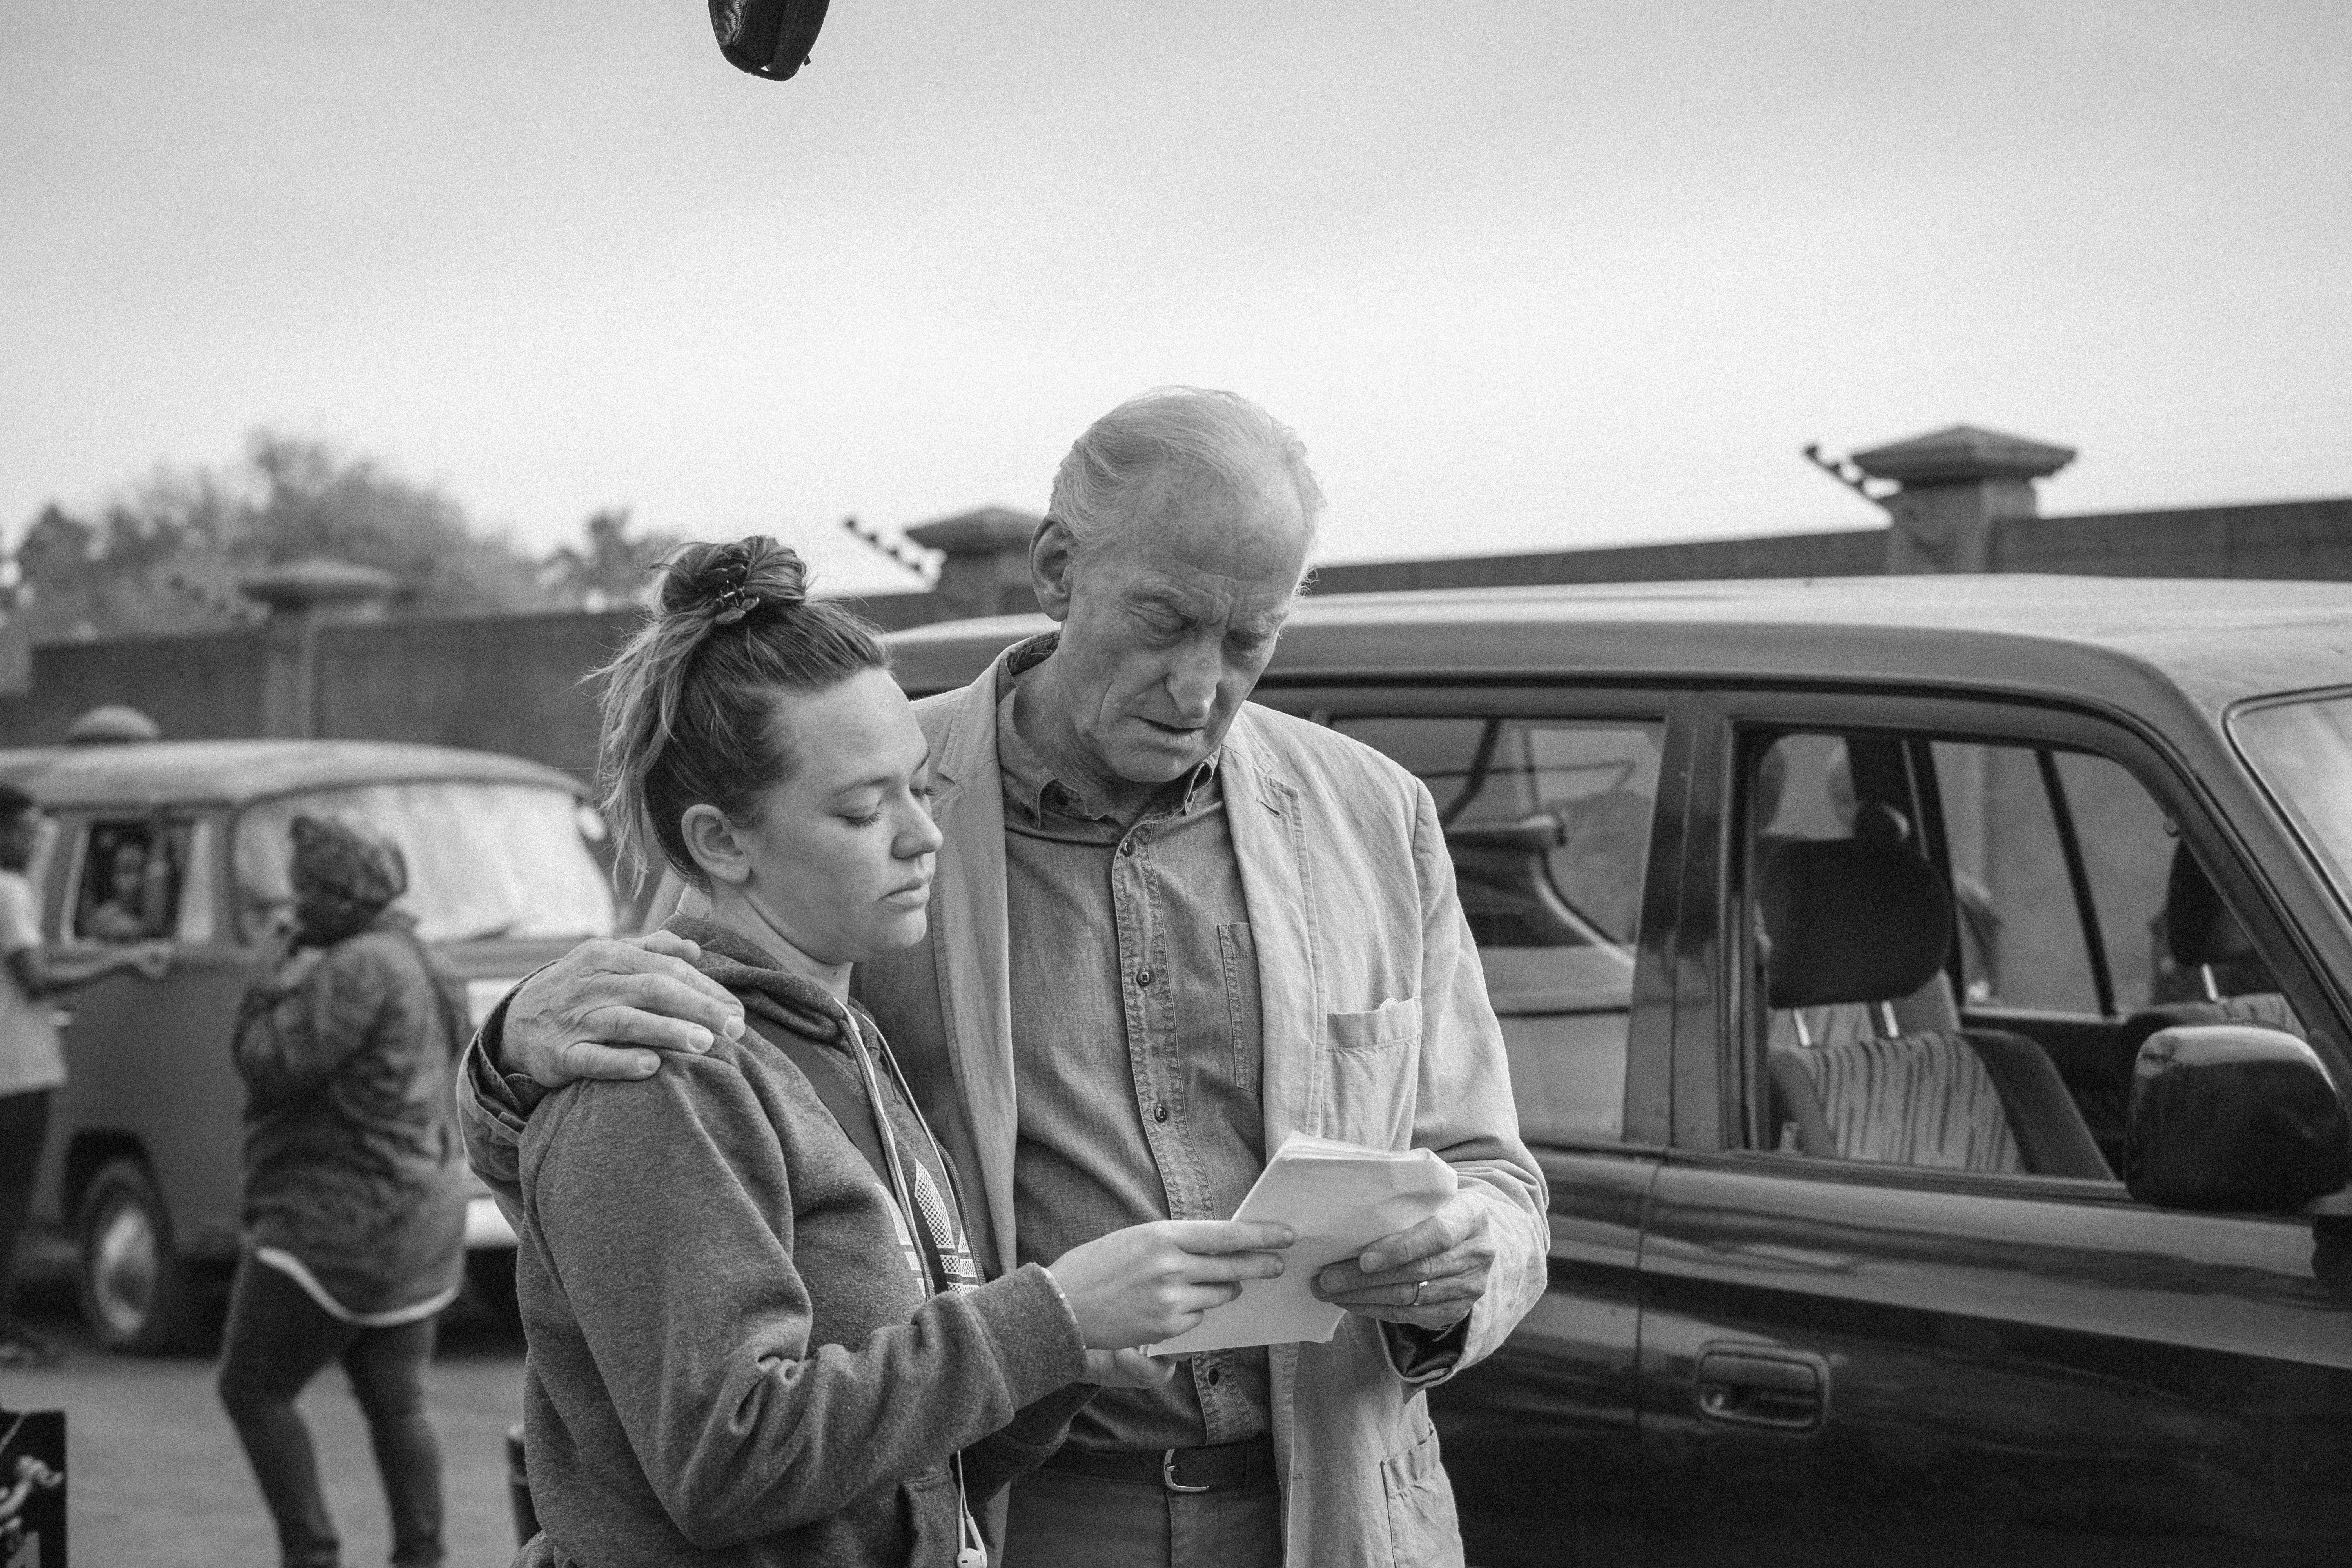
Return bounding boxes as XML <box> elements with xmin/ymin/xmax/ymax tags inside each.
<box><xmin>499</xmin><ymin>929</ymin><xmax>746</xmax><ymax>1089</ymax></box>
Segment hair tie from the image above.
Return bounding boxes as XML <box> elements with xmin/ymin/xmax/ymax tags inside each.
<box><xmin>702</xmin><ymin>554</ymin><xmax>763</xmax><ymax>624</ymax></box>
<box><xmin>709</xmin><ymin>586</ymin><xmax>760</xmax><ymax>624</ymax></box>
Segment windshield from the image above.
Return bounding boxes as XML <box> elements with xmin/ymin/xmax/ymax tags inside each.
<box><xmin>235</xmin><ymin>781</ymin><xmax>615</xmax><ymax>944</ymax></box>
<box><xmin>2233</xmin><ymin>692</ymin><xmax>2352</xmax><ymax>910</ymax></box>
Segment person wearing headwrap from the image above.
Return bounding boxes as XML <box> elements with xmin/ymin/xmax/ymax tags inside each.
<box><xmin>289</xmin><ymin>812</ymin><xmax>410</xmax><ymax>948</ymax></box>
<box><xmin>218</xmin><ymin>813</ymin><xmax>473</xmax><ymax>1568</ymax></box>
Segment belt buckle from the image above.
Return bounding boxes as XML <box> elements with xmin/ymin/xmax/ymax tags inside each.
<box><xmin>1162</xmin><ymin>1448</ymin><xmax>1211</xmax><ymax>1495</ymax></box>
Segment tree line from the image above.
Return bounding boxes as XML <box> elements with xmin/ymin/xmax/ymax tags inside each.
<box><xmin>5</xmin><ymin>430</ymin><xmax>683</xmax><ymax>648</ymax></box>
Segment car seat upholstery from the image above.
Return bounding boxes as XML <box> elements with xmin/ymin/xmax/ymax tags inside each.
<box><xmin>1761</xmin><ymin>839</ymin><xmax>2111</xmax><ymax>1179</ymax></box>
<box><xmin>2113</xmin><ymin>847</ymin><xmax>2305</xmax><ymax>1071</ymax></box>
<box><xmin>1759</xmin><ymin>824</ymin><xmax>1964</xmax><ymax>1053</ymax></box>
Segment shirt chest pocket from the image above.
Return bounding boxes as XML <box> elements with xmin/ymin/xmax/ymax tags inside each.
<box><xmin>1317</xmin><ymin>995</ymin><xmax>1421</xmax><ymax>1148</ymax></box>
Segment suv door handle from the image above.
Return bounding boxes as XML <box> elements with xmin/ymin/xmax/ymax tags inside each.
<box><xmin>1693</xmin><ymin>1347</ymin><xmax>1827</xmax><ymax>1432</ymax></box>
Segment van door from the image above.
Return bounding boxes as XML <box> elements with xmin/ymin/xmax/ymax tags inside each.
<box><xmin>1635</xmin><ymin>693</ymin><xmax>2352</xmax><ymax>1566</ymax></box>
<box><xmin>1264</xmin><ymin>684</ymin><xmax>1689</xmax><ymax>1568</ymax></box>
<box><xmin>43</xmin><ymin>810</ymin><xmax>254</xmax><ymax>1268</ymax></box>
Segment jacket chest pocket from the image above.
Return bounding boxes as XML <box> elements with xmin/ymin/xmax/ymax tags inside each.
<box><xmin>1317</xmin><ymin>996</ymin><xmax>1421</xmax><ymax>1148</ymax></box>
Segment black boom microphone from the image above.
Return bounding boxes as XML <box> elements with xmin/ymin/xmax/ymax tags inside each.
<box><xmin>708</xmin><ymin>0</ymin><xmax>832</xmax><ymax>80</ymax></box>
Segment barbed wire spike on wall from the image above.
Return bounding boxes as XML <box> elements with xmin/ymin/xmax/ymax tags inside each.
<box><xmin>839</xmin><ymin>515</ymin><xmax>940</xmax><ymax>583</ymax></box>
<box><xmin>1802</xmin><ymin>444</ymin><xmax>1894</xmax><ymax>513</ymax></box>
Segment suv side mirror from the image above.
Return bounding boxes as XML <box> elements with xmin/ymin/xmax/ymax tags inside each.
<box><xmin>2125</xmin><ymin>1025</ymin><xmax>2352</xmax><ymax>1211</ymax></box>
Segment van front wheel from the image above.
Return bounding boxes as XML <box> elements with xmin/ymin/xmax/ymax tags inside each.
<box><xmin>76</xmin><ymin>1158</ymin><xmax>205</xmax><ymax>1354</ymax></box>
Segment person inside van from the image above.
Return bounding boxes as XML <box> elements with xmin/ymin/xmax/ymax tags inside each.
<box><xmin>501</xmin><ymin>538</ymin><xmax>1291</xmax><ymax>1568</ymax></box>
<box><xmin>0</xmin><ymin>784</ymin><xmax>170</xmax><ymax>1368</ymax></box>
<box><xmin>83</xmin><ymin>837</ymin><xmax>156</xmax><ymax>942</ymax></box>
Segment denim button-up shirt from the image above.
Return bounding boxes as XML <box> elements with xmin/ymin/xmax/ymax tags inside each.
<box><xmin>997</xmin><ymin>668</ymin><xmax>1273</xmax><ymax>1452</ymax></box>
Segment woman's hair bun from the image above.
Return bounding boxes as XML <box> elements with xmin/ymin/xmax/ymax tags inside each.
<box><xmin>659</xmin><ymin>536</ymin><xmax>809</xmax><ymax>625</ymax></box>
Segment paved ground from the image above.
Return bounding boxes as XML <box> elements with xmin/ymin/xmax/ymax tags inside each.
<box><xmin>2</xmin><ymin>1279</ymin><xmax>530</xmax><ymax>1567</ymax></box>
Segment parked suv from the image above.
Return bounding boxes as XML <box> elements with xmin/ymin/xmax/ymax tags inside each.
<box><xmin>4</xmin><ymin>738</ymin><xmax>615</xmax><ymax>1352</ymax></box>
<box><xmin>888</xmin><ymin>575</ymin><xmax>2352</xmax><ymax>1566</ymax></box>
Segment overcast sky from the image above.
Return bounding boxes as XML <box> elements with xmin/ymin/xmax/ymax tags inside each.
<box><xmin>5</xmin><ymin>1</ymin><xmax>2347</xmax><ymax>595</ymax></box>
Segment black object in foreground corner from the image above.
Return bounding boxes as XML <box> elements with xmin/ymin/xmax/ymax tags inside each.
<box><xmin>709</xmin><ymin>0</ymin><xmax>832</xmax><ymax>80</ymax></box>
<box><xmin>0</xmin><ymin>1409</ymin><xmax>67</xmax><ymax>1567</ymax></box>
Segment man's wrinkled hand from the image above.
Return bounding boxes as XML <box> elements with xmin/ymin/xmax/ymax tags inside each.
<box><xmin>503</xmin><ymin>930</ymin><xmax>745</xmax><ymax>1089</ymax></box>
<box><xmin>1309</xmin><ymin>1190</ymin><xmax>1493</xmax><ymax>1333</ymax></box>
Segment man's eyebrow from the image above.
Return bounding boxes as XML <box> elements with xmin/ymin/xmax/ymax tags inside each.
<box><xmin>1232</xmin><ymin>603</ymin><xmax>1294</xmax><ymax>638</ymax></box>
<box><xmin>1127</xmin><ymin>586</ymin><xmax>1203</xmax><ymax>619</ymax></box>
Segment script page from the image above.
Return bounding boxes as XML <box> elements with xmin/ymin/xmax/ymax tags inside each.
<box><xmin>1147</xmin><ymin>1132</ymin><xmax>1458</xmax><ymax>1356</ymax></box>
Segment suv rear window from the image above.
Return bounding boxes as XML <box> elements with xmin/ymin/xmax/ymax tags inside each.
<box><xmin>234</xmin><ymin>781</ymin><xmax>615</xmax><ymax>944</ymax></box>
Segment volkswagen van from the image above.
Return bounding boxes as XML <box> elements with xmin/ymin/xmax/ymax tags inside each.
<box><xmin>2</xmin><ymin>739</ymin><xmax>614</xmax><ymax>1351</ymax></box>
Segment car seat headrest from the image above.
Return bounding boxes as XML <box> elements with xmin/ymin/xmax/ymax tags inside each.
<box><xmin>1761</xmin><ymin>838</ymin><xmax>1955</xmax><ymax>1010</ymax></box>
<box><xmin>1852</xmin><ymin>800</ymin><xmax>1913</xmax><ymax>845</ymax></box>
<box><xmin>2166</xmin><ymin>844</ymin><xmax>2257</xmax><ymax>969</ymax></box>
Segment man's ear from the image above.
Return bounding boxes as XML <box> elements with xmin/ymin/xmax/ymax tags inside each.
<box><xmin>1030</xmin><ymin>516</ymin><xmax>1078</xmax><ymax>624</ymax></box>
<box><xmin>679</xmin><ymin>805</ymin><xmax>753</xmax><ymax>887</ymax></box>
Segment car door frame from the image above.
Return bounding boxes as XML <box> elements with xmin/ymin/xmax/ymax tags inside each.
<box><xmin>1255</xmin><ymin>677</ymin><xmax>1702</xmax><ymax>1567</ymax></box>
<box><xmin>1634</xmin><ymin>681</ymin><xmax>2352</xmax><ymax>1564</ymax></box>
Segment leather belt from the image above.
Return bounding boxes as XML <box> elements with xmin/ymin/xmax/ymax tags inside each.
<box><xmin>1041</xmin><ymin>1435</ymin><xmax>1279</xmax><ymax>1494</ymax></box>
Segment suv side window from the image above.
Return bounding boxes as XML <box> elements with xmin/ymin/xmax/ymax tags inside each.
<box><xmin>1932</xmin><ymin>740</ymin><xmax>2101</xmax><ymax>1013</ymax></box>
<box><xmin>1742</xmin><ymin>724</ymin><xmax>2303</xmax><ymax>1179</ymax></box>
<box><xmin>1334</xmin><ymin>715</ymin><xmax>1664</xmax><ymax>1143</ymax></box>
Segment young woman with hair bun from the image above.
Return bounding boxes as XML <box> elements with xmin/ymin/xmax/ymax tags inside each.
<box><xmin>509</xmin><ymin>537</ymin><xmax>1291</xmax><ymax>1568</ymax></box>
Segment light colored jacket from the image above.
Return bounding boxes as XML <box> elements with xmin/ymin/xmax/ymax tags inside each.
<box><xmin>853</xmin><ymin>653</ymin><xmax>1549</xmax><ymax>1568</ymax></box>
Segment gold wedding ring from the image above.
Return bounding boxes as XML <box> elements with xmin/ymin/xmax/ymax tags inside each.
<box><xmin>1410</xmin><ymin>1279</ymin><xmax>1425</xmax><ymax>1307</ymax></box>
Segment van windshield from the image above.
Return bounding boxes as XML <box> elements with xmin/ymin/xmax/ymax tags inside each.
<box><xmin>235</xmin><ymin>781</ymin><xmax>615</xmax><ymax>944</ymax></box>
<box><xmin>2232</xmin><ymin>692</ymin><xmax>2352</xmax><ymax>914</ymax></box>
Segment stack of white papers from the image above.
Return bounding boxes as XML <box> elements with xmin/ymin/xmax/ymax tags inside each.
<box><xmin>1147</xmin><ymin>1132</ymin><xmax>1459</xmax><ymax>1356</ymax></box>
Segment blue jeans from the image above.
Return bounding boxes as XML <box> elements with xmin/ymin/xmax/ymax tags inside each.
<box><xmin>1002</xmin><ymin>1470</ymin><xmax>1284</xmax><ymax>1568</ymax></box>
<box><xmin>216</xmin><ymin>1256</ymin><xmax>445</xmax><ymax>1568</ymax></box>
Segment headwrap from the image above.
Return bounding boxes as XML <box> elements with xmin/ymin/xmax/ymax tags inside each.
<box><xmin>289</xmin><ymin>813</ymin><xmax>408</xmax><ymax>947</ymax></box>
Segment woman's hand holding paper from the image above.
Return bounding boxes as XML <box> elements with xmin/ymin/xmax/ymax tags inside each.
<box><xmin>1047</xmin><ymin>1219</ymin><xmax>1294</xmax><ymax>1348</ymax></box>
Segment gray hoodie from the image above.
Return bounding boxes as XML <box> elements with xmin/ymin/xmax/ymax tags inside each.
<box><xmin>514</xmin><ymin>920</ymin><xmax>1089</xmax><ymax>1567</ymax></box>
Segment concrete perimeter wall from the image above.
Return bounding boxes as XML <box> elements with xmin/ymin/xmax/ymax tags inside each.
<box><xmin>1993</xmin><ymin>498</ymin><xmax>2352</xmax><ymax>579</ymax></box>
<box><xmin>1307</xmin><ymin>526</ymin><xmax>1886</xmax><ymax>595</ymax></box>
<box><xmin>0</xmin><ymin>591</ymin><xmax>938</xmax><ymax>780</ymax></box>
<box><xmin>2</xmin><ymin>497</ymin><xmax>2344</xmax><ymax>773</ymax></box>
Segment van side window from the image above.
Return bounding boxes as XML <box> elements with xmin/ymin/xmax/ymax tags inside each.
<box><xmin>1334</xmin><ymin>716</ymin><xmax>1664</xmax><ymax>1144</ymax></box>
<box><xmin>70</xmin><ymin>818</ymin><xmax>208</xmax><ymax>944</ymax></box>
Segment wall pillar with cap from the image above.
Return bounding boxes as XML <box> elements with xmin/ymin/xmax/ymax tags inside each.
<box><xmin>239</xmin><ymin>560</ymin><xmax>398</xmax><ymax>739</ymax></box>
<box><xmin>902</xmin><ymin>506</ymin><xmax>1043</xmax><ymax>624</ymax></box>
<box><xmin>1851</xmin><ymin>425</ymin><xmax>2078</xmax><ymax>575</ymax></box>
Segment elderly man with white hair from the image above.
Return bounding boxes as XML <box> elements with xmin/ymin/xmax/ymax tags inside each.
<box><xmin>459</xmin><ymin>387</ymin><xmax>1547</xmax><ymax>1568</ymax></box>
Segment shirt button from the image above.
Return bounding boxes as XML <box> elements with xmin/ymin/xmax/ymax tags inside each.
<box><xmin>1206</xmin><ymin>1366</ymin><xmax>1223</xmax><ymax>1385</ymax></box>
<box><xmin>1153</xmin><ymin>1104</ymin><xmax>1170</xmax><ymax>1123</ymax></box>
<box><xmin>1134</xmin><ymin>967</ymin><xmax>1154</xmax><ymax>989</ymax></box>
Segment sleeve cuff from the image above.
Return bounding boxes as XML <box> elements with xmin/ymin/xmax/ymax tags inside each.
<box><xmin>1381</xmin><ymin>1314</ymin><xmax>1471</xmax><ymax>1386</ymax></box>
<box><xmin>472</xmin><ymin>981</ymin><xmax>548</xmax><ymax>1118</ymax></box>
<box><xmin>963</xmin><ymin>1263</ymin><xmax>1089</xmax><ymax>1410</ymax></box>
